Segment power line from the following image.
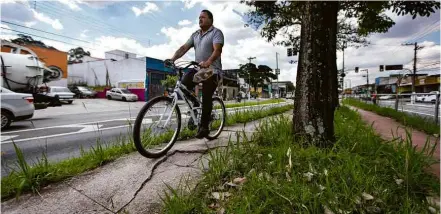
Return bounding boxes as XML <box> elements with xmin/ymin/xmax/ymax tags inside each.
<box><xmin>1</xmin><ymin>20</ymin><xmax>90</xmax><ymax>44</ymax></box>
<box><xmin>1</xmin><ymin>28</ymin><xmax>147</xmax><ymax>62</ymax></box>
<box><xmin>24</xmin><ymin>1</ymin><xmax>154</xmax><ymax>46</ymax></box>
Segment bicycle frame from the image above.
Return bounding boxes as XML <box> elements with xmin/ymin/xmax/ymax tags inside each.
<box><xmin>157</xmin><ymin>77</ymin><xmax>201</xmax><ymax>128</ymax></box>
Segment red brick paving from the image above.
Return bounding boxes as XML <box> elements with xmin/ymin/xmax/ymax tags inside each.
<box><xmin>352</xmin><ymin>107</ymin><xmax>440</xmax><ymax>179</ymax></box>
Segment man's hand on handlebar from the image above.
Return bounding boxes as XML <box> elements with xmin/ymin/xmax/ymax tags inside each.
<box><xmin>164</xmin><ymin>59</ymin><xmax>174</xmax><ymax>68</ymax></box>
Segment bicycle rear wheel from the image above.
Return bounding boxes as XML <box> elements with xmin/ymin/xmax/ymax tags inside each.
<box><xmin>206</xmin><ymin>97</ymin><xmax>226</xmax><ymax>140</ymax></box>
<box><xmin>133</xmin><ymin>96</ymin><xmax>181</xmax><ymax>158</ymax></box>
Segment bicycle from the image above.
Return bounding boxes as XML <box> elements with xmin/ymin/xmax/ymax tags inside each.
<box><xmin>133</xmin><ymin>61</ymin><xmax>226</xmax><ymax>158</ymax></box>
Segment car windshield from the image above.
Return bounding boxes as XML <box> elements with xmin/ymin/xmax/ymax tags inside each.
<box><xmin>53</xmin><ymin>88</ymin><xmax>71</xmax><ymax>92</ymax></box>
<box><xmin>120</xmin><ymin>89</ymin><xmax>132</xmax><ymax>94</ymax></box>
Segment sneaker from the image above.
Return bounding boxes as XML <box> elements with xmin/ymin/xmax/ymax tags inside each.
<box><xmin>195</xmin><ymin>127</ymin><xmax>209</xmax><ymax>139</ymax></box>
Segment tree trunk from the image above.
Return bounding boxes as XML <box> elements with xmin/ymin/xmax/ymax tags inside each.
<box><xmin>293</xmin><ymin>1</ymin><xmax>338</xmax><ymax>146</ymax></box>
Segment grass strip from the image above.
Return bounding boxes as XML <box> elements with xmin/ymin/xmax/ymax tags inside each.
<box><xmin>162</xmin><ymin>106</ymin><xmax>440</xmax><ymax>213</ymax></box>
<box><xmin>217</xmin><ymin>98</ymin><xmax>285</xmax><ymax>110</ymax></box>
<box><xmin>1</xmin><ymin>104</ymin><xmax>293</xmax><ymax>201</ymax></box>
<box><xmin>343</xmin><ymin>98</ymin><xmax>440</xmax><ymax>135</ymax></box>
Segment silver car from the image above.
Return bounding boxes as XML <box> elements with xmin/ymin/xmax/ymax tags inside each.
<box><xmin>106</xmin><ymin>88</ymin><xmax>138</xmax><ymax>102</ymax></box>
<box><xmin>44</xmin><ymin>86</ymin><xmax>75</xmax><ymax>104</ymax></box>
<box><xmin>1</xmin><ymin>87</ymin><xmax>35</xmax><ymax>129</ymax></box>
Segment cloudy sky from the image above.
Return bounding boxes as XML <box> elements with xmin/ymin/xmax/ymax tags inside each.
<box><xmin>1</xmin><ymin>0</ymin><xmax>440</xmax><ymax>88</ymax></box>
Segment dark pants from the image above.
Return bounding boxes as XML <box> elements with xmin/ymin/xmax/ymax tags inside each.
<box><xmin>181</xmin><ymin>69</ymin><xmax>218</xmax><ymax>129</ymax></box>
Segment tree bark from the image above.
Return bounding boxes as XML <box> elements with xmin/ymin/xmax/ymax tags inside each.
<box><xmin>293</xmin><ymin>1</ymin><xmax>338</xmax><ymax>146</ymax></box>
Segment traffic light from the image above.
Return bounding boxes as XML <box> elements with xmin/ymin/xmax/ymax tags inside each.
<box><xmin>379</xmin><ymin>65</ymin><xmax>384</xmax><ymax>72</ymax></box>
<box><xmin>355</xmin><ymin>67</ymin><xmax>359</xmax><ymax>73</ymax></box>
<box><xmin>287</xmin><ymin>48</ymin><xmax>293</xmax><ymax>57</ymax></box>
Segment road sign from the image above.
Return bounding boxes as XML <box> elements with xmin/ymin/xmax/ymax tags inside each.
<box><xmin>385</xmin><ymin>64</ymin><xmax>403</xmax><ymax>70</ymax></box>
<box><xmin>275</xmin><ymin>68</ymin><xmax>280</xmax><ymax>75</ymax></box>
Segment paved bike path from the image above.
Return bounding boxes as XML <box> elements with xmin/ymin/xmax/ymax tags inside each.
<box><xmin>351</xmin><ymin>107</ymin><xmax>440</xmax><ymax>178</ymax></box>
<box><xmin>1</xmin><ymin>115</ymin><xmax>284</xmax><ymax>214</ymax></box>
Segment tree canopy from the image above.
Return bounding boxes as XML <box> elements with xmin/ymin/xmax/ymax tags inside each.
<box><xmin>68</xmin><ymin>47</ymin><xmax>91</xmax><ymax>64</ymax></box>
<box><xmin>11</xmin><ymin>34</ymin><xmax>57</xmax><ymax>50</ymax></box>
<box><xmin>238</xmin><ymin>63</ymin><xmax>277</xmax><ymax>91</ymax></box>
<box><xmin>242</xmin><ymin>1</ymin><xmax>440</xmax><ymax>50</ymax></box>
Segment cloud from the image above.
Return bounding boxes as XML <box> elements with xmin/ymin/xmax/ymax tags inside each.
<box><xmin>181</xmin><ymin>0</ymin><xmax>201</xmax><ymax>9</ymax></box>
<box><xmin>56</xmin><ymin>0</ymin><xmax>82</xmax><ymax>11</ymax></box>
<box><xmin>24</xmin><ymin>21</ymin><xmax>37</xmax><ymax>27</ymax></box>
<box><xmin>132</xmin><ymin>2</ymin><xmax>159</xmax><ymax>16</ymax></box>
<box><xmin>178</xmin><ymin>19</ymin><xmax>192</xmax><ymax>26</ymax></box>
<box><xmin>80</xmin><ymin>29</ymin><xmax>88</xmax><ymax>38</ymax></box>
<box><xmin>0</xmin><ymin>1</ymin><xmax>34</xmax><ymax>23</ymax></box>
<box><xmin>32</xmin><ymin>10</ymin><xmax>63</xmax><ymax>30</ymax></box>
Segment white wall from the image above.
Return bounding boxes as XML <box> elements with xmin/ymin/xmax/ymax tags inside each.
<box><xmin>46</xmin><ymin>78</ymin><xmax>68</xmax><ymax>87</ymax></box>
<box><xmin>68</xmin><ymin>58</ymin><xmax>146</xmax><ymax>87</ymax></box>
<box><xmin>105</xmin><ymin>50</ymin><xmax>136</xmax><ymax>61</ymax></box>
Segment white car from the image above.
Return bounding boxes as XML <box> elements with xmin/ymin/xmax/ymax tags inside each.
<box><xmin>379</xmin><ymin>95</ymin><xmax>394</xmax><ymax>100</ymax></box>
<box><xmin>417</xmin><ymin>91</ymin><xmax>439</xmax><ymax>103</ymax></box>
<box><xmin>106</xmin><ymin>88</ymin><xmax>138</xmax><ymax>102</ymax></box>
<box><xmin>1</xmin><ymin>87</ymin><xmax>35</xmax><ymax>129</ymax></box>
<box><xmin>43</xmin><ymin>86</ymin><xmax>75</xmax><ymax>104</ymax></box>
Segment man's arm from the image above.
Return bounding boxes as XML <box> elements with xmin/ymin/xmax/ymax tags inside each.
<box><xmin>171</xmin><ymin>44</ymin><xmax>192</xmax><ymax>61</ymax></box>
<box><xmin>171</xmin><ymin>32</ymin><xmax>195</xmax><ymax>61</ymax></box>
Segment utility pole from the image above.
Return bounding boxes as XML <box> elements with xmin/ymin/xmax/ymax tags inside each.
<box><xmin>403</xmin><ymin>42</ymin><xmax>423</xmax><ymax>103</ymax></box>
<box><xmin>247</xmin><ymin>57</ymin><xmax>255</xmax><ymax>100</ymax></box>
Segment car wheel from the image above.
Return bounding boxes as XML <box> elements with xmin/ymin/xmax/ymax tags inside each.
<box><xmin>1</xmin><ymin>111</ymin><xmax>13</xmax><ymax>129</ymax></box>
<box><xmin>122</xmin><ymin>97</ymin><xmax>127</xmax><ymax>102</ymax></box>
<box><xmin>107</xmin><ymin>95</ymin><xmax>112</xmax><ymax>100</ymax></box>
<box><xmin>68</xmin><ymin>101</ymin><xmax>73</xmax><ymax>104</ymax></box>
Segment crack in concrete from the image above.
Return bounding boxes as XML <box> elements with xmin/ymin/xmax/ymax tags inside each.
<box><xmin>67</xmin><ymin>183</ymin><xmax>116</xmax><ymax>214</ymax></box>
<box><xmin>115</xmin><ymin>145</ymin><xmax>229</xmax><ymax>213</ymax></box>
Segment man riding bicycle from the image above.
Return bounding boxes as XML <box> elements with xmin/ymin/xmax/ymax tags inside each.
<box><xmin>165</xmin><ymin>9</ymin><xmax>224</xmax><ymax>139</ymax></box>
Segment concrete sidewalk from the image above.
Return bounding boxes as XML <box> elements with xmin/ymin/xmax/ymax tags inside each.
<box><xmin>352</xmin><ymin>107</ymin><xmax>440</xmax><ymax>178</ymax></box>
<box><xmin>1</xmin><ymin>116</ymin><xmax>274</xmax><ymax>214</ymax></box>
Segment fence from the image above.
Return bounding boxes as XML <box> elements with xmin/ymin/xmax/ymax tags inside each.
<box><xmin>344</xmin><ymin>92</ymin><xmax>441</xmax><ymax>124</ymax></box>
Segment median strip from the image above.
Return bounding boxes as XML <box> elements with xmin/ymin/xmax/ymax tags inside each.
<box><xmin>1</xmin><ymin>104</ymin><xmax>293</xmax><ymax>201</ymax></box>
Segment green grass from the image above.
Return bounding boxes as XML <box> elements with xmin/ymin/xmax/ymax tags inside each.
<box><xmin>218</xmin><ymin>99</ymin><xmax>285</xmax><ymax>109</ymax></box>
<box><xmin>162</xmin><ymin>106</ymin><xmax>440</xmax><ymax>213</ymax></box>
<box><xmin>1</xmin><ymin>104</ymin><xmax>293</xmax><ymax>201</ymax></box>
<box><xmin>342</xmin><ymin>98</ymin><xmax>440</xmax><ymax>135</ymax></box>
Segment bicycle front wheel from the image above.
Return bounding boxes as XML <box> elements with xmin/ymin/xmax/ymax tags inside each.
<box><xmin>206</xmin><ymin>97</ymin><xmax>226</xmax><ymax>140</ymax></box>
<box><xmin>133</xmin><ymin>96</ymin><xmax>181</xmax><ymax>158</ymax></box>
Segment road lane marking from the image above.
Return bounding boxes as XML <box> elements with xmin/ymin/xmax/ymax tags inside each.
<box><xmin>400</xmin><ymin>109</ymin><xmax>440</xmax><ymax>118</ymax></box>
<box><xmin>2</xmin><ymin>103</ymin><xmax>287</xmax><ymax>134</ymax></box>
<box><xmin>1</xmin><ymin>135</ymin><xmax>18</xmax><ymax>142</ymax></box>
<box><xmin>0</xmin><ymin>103</ymin><xmax>289</xmax><ymax>144</ymax></box>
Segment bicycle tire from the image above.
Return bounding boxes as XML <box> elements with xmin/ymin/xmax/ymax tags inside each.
<box><xmin>133</xmin><ymin>96</ymin><xmax>181</xmax><ymax>158</ymax></box>
<box><xmin>206</xmin><ymin>97</ymin><xmax>226</xmax><ymax>140</ymax></box>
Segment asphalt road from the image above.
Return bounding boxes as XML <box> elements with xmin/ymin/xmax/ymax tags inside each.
<box><xmin>369</xmin><ymin>99</ymin><xmax>440</xmax><ymax>121</ymax></box>
<box><xmin>1</xmin><ymin>99</ymin><xmax>290</xmax><ymax>176</ymax></box>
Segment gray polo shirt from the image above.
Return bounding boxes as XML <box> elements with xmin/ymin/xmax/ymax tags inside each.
<box><xmin>185</xmin><ymin>26</ymin><xmax>224</xmax><ymax>74</ymax></box>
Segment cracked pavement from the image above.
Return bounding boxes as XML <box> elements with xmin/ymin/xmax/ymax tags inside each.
<box><xmin>1</xmin><ymin>116</ymin><xmax>272</xmax><ymax>214</ymax></box>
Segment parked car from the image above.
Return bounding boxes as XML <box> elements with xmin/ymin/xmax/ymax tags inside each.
<box><xmin>1</xmin><ymin>87</ymin><xmax>35</xmax><ymax>129</ymax></box>
<box><xmin>69</xmin><ymin>86</ymin><xmax>97</xmax><ymax>98</ymax></box>
<box><xmin>378</xmin><ymin>95</ymin><xmax>394</xmax><ymax>100</ymax></box>
<box><xmin>42</xmin><ymin>86</ymin><xmax>75</xmax><ymax>104</ymax></box>
<box><xmin>416</xmin><ymin>91</ymin><xmax>439</xmax><ymax>103</ymax></box>
<box><xmin>106</xmin><ymin>88</ymin><xmax>138</xmax><ymax>102</ymax></box>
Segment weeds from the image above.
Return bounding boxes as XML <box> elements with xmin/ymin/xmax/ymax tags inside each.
<box><xmin>1</xmin><ymin>104</ymin><xmax>293</xmax><ymax>201</ymax></box>
<box><xmin>162</xmin><ymin>106</ymin><xmax>439</xmax><ymax>213</ymax></box>
<box><xmin>343</xmin><ymin>98</ymin><xmax>440</xmax><ymax>135</ymax></box>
